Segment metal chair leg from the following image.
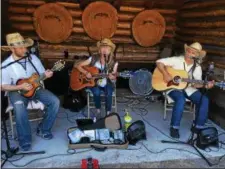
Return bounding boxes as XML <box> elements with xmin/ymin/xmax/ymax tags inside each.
<box><xmin>87</xmin><ymin>93</ymin><xmax>90</xmax><ymax>118</ymax></box>
<box><xmin>9</xmin><ymin>110</ymin><xmax>15</xmax><ymax>140</ymax></box>
<box><xmin>164</xmin><ymin>98</ymin><xmax>167</xmax><ymax>120</ymax></box>
<box><xmin>114</xmin><ymin>94</ymin><xmax>117</xmax><ymax>113</ymax></box>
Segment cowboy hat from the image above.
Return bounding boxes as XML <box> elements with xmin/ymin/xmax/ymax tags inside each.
<box><xmin>97</xmin><ymin>38</ymin><xmax>116</xmax><ymax>53</ymax></box>
<box><xmin>1</xmin><ymin>32</ymin><xmax>34</xmax><ymax>51</ymax></box>
<box><xmin>184</xmin><ymin>42</ymin><xmax>206</xmax><ymax>58</ymax></box>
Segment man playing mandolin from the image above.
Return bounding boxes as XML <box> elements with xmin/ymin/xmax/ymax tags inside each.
<box><xmin>1</xmin><ymin>33</ymin><xmax>60</xmax><ymax>151</ymax></box>
<box><xmin>76</xmin><ymin>38</ymin><xmax>118</xmax><ymax>118</ymax></box>
<box><xmin>156</xmin><ymin>42</ymin><xmax>214</xmax><ymax>138</ymax></box>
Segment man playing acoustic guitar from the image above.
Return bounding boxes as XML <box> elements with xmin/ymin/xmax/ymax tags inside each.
<box><xmin>1</xmin><ymin>33</ymin><xmax>60</xmax><ymax>151</ymax></box>
<box><xmin>76</xmin><ymin>38</ymin><xmax>118</xmax><ymax>118</ymax></box>
<box><xmin>156</xmin><ymin>42</ymin><xmax>214</xmax><ymax>138</ymax></box>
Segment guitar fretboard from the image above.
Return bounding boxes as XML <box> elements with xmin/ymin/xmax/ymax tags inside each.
<box><xmin>182</xmin><ymin>78</ymin><xmax>206</xmax><ymax>84</ymax></box>
<box><xmin>182</xmin><ymin>78</ymin><xmax>222</xmax><ymax>87</ymax></box>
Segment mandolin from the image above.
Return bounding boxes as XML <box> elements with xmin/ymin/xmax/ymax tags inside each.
<box><xmin>152</xmin><ymin>67</ymin><xmax>225</xmax><ymax>91</ymax></box>
<box><xmin>70</xmin><ymin>66</ymin><xmax>133</xmax><ymax>91</ymax></box>
<box><xmin>17</xmin><ymin>60</ymin><xmax>65</xmax><ymax>98</ymax></box>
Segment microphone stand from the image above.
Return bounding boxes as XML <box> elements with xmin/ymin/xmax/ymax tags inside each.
<box><xmin>1</xmin><ymin>114</ymin><xmax>45</xmax><ymax>167</ymax></box>
<box><xmin>104</xmin><ymin>54</ymin><xmax>109</xmax><ymax>116</ymax></box>
<box><xmin>161</xmin><ymin>61</ymin><xmax>213</xmax><ymax>166</ymax></box>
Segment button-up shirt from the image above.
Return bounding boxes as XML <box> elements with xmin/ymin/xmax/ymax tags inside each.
<box><xmin>1</xmin><ymin>54</ymin><xmax>45</xmax><ymax>85</ymax></box>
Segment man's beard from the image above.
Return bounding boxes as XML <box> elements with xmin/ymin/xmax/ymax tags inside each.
<box><xmin>14</xmin><ymin>51</ymin><xmax>26</xmax><ymax>58</ymax></box>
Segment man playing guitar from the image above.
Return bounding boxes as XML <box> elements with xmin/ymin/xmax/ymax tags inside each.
<box><xmin>1</xmin><ymin>33</ymin><xmax>60</xmax><ymax>151</ymax></box>
<box><xmin>75</xmin><ymin>38</ymin><xmax>118</xmax><ymax>118</ymax></box>
<box><xmin>156</xmin><ymin>42</ymin><xmax>214</xmax><ymax>138</ymax></box>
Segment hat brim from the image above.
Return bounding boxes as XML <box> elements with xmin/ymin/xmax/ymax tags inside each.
<box><xmin>97</xmin><ymin>41</ymin><xmax>116</xmax><ymax>53</ymax></box>
<box><xmin>1</xmin><ymin>38</ymin><xmax>34</xmax><ymax>51</ymax></box>
<box><xmin>184</xmin><ymin>44</ymin><xmax>206</xmax><ymax>58</ymax></box>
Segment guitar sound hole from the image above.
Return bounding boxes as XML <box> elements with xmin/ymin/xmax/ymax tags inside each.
<box><xmin>173</xmin><ymin>76</ymin><xmax>181</xmax><ymax>84</ymax></box>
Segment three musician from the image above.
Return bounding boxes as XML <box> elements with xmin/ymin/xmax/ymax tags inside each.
<box><xmin>1</xmin><ymin>33</ymin><xmax>216</xmax><ymax>149</ymax></box>
<box><xmin>1</xmin><ymin>33</ymin><xmax>60</xmax><ymax>151</ymax></box>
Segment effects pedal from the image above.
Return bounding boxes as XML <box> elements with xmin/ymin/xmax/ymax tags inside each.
<box><xmin>81</xmin><ymin>157</ymin><xmax>99</xmax><ymax>169</ymax></box>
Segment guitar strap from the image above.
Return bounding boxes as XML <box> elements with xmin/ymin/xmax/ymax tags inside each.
<box><xmin>183</xmin><ymin>62</ymin><xmax>196</xmax><ymax>80</ymax></box>
<box><xmin>27</xmin><ymin>55</ymin><xmax>40</xmax><ymax>76</ymax></box>
<box><xmin>1</xmin><ymin>55</ymin><xmax>29</xmax><ymax>69</ymax></box>
<box><xmin>1</xmin><ymin>53</ymin><xmax>40</xmax><ymax>76</ymax></box>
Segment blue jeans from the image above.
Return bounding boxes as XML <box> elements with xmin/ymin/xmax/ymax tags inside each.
<box><xmin>9</xmin><ymin>89</ymin><xmax>60</xmax><ymax>147</ymax></box>
<box><xmin>168</xmin><ymin>90</ymin><xmax>209</xmax><ymax>129</ymax></box>
<box><xmin>89</xmin><ymin>83</ymin><xmax>114</xmax><ymax>112</ymax></box>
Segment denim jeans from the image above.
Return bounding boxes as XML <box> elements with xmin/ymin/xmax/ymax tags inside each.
<box><xmin>168</xmin><ymin>90</ymin><xmax>209</xmax><ymax>129</ymax></box>
<box><xmin>89</xmin><ymin>83</ymin><xmax>114</xmax><ymax>112</ymax></box>
<box><xmin>9</xmin><ymin>89</ymin><xmax>60</xmax><ymax>147</ymax></box>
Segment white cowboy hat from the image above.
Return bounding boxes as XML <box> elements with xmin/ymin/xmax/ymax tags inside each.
<box><xmin>184</xmin><ymin>42</ymin><xmax>206</xmax><ymax>58</ymax></box>
<box><xmin>97</xmin><ymin>38</ymin><xmax>116</xmax><ymax>53</ymax></box>
<box><xmin>1</xmin><ymin>32</ymin><xmax>34</xmax><ymax>51</ymax></box>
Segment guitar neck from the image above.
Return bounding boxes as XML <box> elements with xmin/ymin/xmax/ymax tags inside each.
<box><xmin>36</xmin><ymin>68</ymin><xmax>55</xmax><ymax>82</ymax></box>
<box><xmin>182</xmin><ymin>78</ymin><xmax>222</xmax><ymax>87</ymax></box>
<box><xmin>182</xmin><ymin>78</ymin><xmax>205</xmax><ymax>84</ymax></box>
<box><xmin>93</xmin><ymin>72</ymin><xmax>120</xmax><ymax>78</ymax></box>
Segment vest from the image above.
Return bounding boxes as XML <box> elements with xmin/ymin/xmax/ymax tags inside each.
<box><xmin>90</xmin><ymin>54</ymin><xmax>115</xmax><ymax>73</ymax></box>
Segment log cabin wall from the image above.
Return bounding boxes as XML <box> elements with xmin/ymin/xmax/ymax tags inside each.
<box><xmin>176</xmin><ymin>0</ymin><xmax>225</xmax><ymax>71</ymax></box>
<box><xmin>5</xmin><ymin>0</ymin><xmax>184</xmax><ymax>68</ymax></box>
<box><xmin>175</xmin><ymin>0</ymin><xmax>225</xmax><ymax>129</ymax></box>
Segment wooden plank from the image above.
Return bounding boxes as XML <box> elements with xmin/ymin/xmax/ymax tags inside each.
<box><xmin>177</xmin><ymin>21</ymin><xmax>225</xmax><ymax>28</ymax></box>
<box><xmin>182</xmin><ymin>0</ymin><xmax>225</xmax><ymax>10</ymax></box>
<box><xmin>9</xmin><ymin>0</ymin><xmax>45</xmax><ymax>5</ymax></box>
<box><xmin>9</xmin><ymin>6</ymin><xmax>36</xmax><ymax>14</ymax></box>
<box><xmin>176</xmin><ymin>28</ymin><xmax>225</xmax><ymax>38</ymax></box>
<box><xmin>56</xmin><ymin>2</ymin><xmax>80</xmax><ymax>9</ymax></box>
<box><xmin>179</xmin><ymin>8</ymin><xmax>225</xmax><ymax>18</ymax></box>
<box><xmin>175</xmin><ymin>35</ymin><xmax>225</xmax><ymax>47</ymax></box>
<box><xmin>9</xmin><ymin>15</ymin><xmax>33</xmax><ymax>22</ymax></box>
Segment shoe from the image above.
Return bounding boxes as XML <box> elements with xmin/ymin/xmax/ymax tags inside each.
<box><xmin>170</xmin><ymin>127</ymin><xmax>180</xmax><ymax>138</ymax></box>
<box><xmin>21</xmin><ymin>143</ymin><xmax>31</xmax><ymax>151</ymax></box>
<box><xmin>36</xmin><ymin>126</ymin><xmax>53</xmax><ymax>140</ymax></box>
<box><xmin>191</xmin><ymin>125</ymin><xmax>201</xmax><ymax>134</ymax></box>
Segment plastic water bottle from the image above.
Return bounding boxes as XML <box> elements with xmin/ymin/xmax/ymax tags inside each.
<box><xmin>124</xmin><ymin>109</ymin><xmax>132</xmax><ymax>131</ymax></box>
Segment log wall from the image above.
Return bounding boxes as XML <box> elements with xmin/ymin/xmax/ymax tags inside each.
<box><xmin>6</xmin><ymin>0</ymin><xmax>182</xmax><ymax>63</ymax></box>
<box><xmin>175</xmin><ymin>0</ymin><xmax>225</xmax><ymax>70</ymax></box>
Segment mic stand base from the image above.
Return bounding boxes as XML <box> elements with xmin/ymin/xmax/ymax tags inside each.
<box><xmin>161</xmin><ymin>133</ymin><xmax>212</xmax><ymax>167</ymax></box>
<box><xmin>1</xmin><ymin>117</ymin><xmax>45</xmax><ymax>168</ymax></box>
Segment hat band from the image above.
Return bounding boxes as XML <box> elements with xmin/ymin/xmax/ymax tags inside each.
<box><xmin>9</xmin><ymin>41</ymin><xmax>26</xmax><ymax>47</ymax></box>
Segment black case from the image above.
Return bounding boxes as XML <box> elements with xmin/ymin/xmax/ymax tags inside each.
<box><xmin>67</xmin><ymin>113</ymin><xmax>129</xmax><ymax>150</ymax></box>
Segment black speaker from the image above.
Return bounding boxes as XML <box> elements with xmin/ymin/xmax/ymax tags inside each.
<box><xmin>126</xmin><ymin>120</ymin><xmax>146</xmax><ymax>145</ymax></box>
<box><xmin>196</xmin><ymin>127</ymin><xmax>219</xmax><ymax>150</ymax></box>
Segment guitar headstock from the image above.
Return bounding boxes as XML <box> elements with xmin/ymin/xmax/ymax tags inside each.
<box><xmin>216</xmin><ymin>81</ymin><xmax>225</xmax><ymax>90</ymax></box>
<box><xmin>52</xmin><ymin>60</ymin><xmax>66</xmax><ymax>72</ymax></box>
<box><xmin>119</xmin><ymin>71</ymin><xmax>134</xmax><ymax>79</ymax></box>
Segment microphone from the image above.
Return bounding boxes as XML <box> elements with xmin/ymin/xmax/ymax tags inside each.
<box><xmin>208</xmin><ymin>62</ymin><xmax>214</xmax><ymax>71</ymax></box>
<box><xmin>207</xmin><ymin>62</ymin><xmax>214</xmax><ymax>74</ymax></box>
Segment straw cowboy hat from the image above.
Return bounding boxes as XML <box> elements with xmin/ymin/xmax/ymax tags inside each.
<box><xmin>97</xmin><ymin>38</ymin><xmax>116</xmax><ymax>53</ymax></box>
<box><xmin>1</xmin><ymin>32</ymin><xmax>34</xmax><ymax>51</ymax></box>
<box><xmin>184</xmin><ymin>42</ymin><xmax>206</xmax><ymax>58</ymax></box>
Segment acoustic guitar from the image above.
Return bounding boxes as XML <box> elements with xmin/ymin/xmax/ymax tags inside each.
<box><xmin>17</xmin><ymin>60</ymin><xmax>65</xmax><ymax>98</ymax></box>
<box><xmin>152</xmin><ymin>67</ymin><xmax>225</xmax><ymax>91</ymax></box>
<box><xmin>70</xmin><ymin>66</ymin><xmax>133</xmax><ymax>91</ymax></box>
